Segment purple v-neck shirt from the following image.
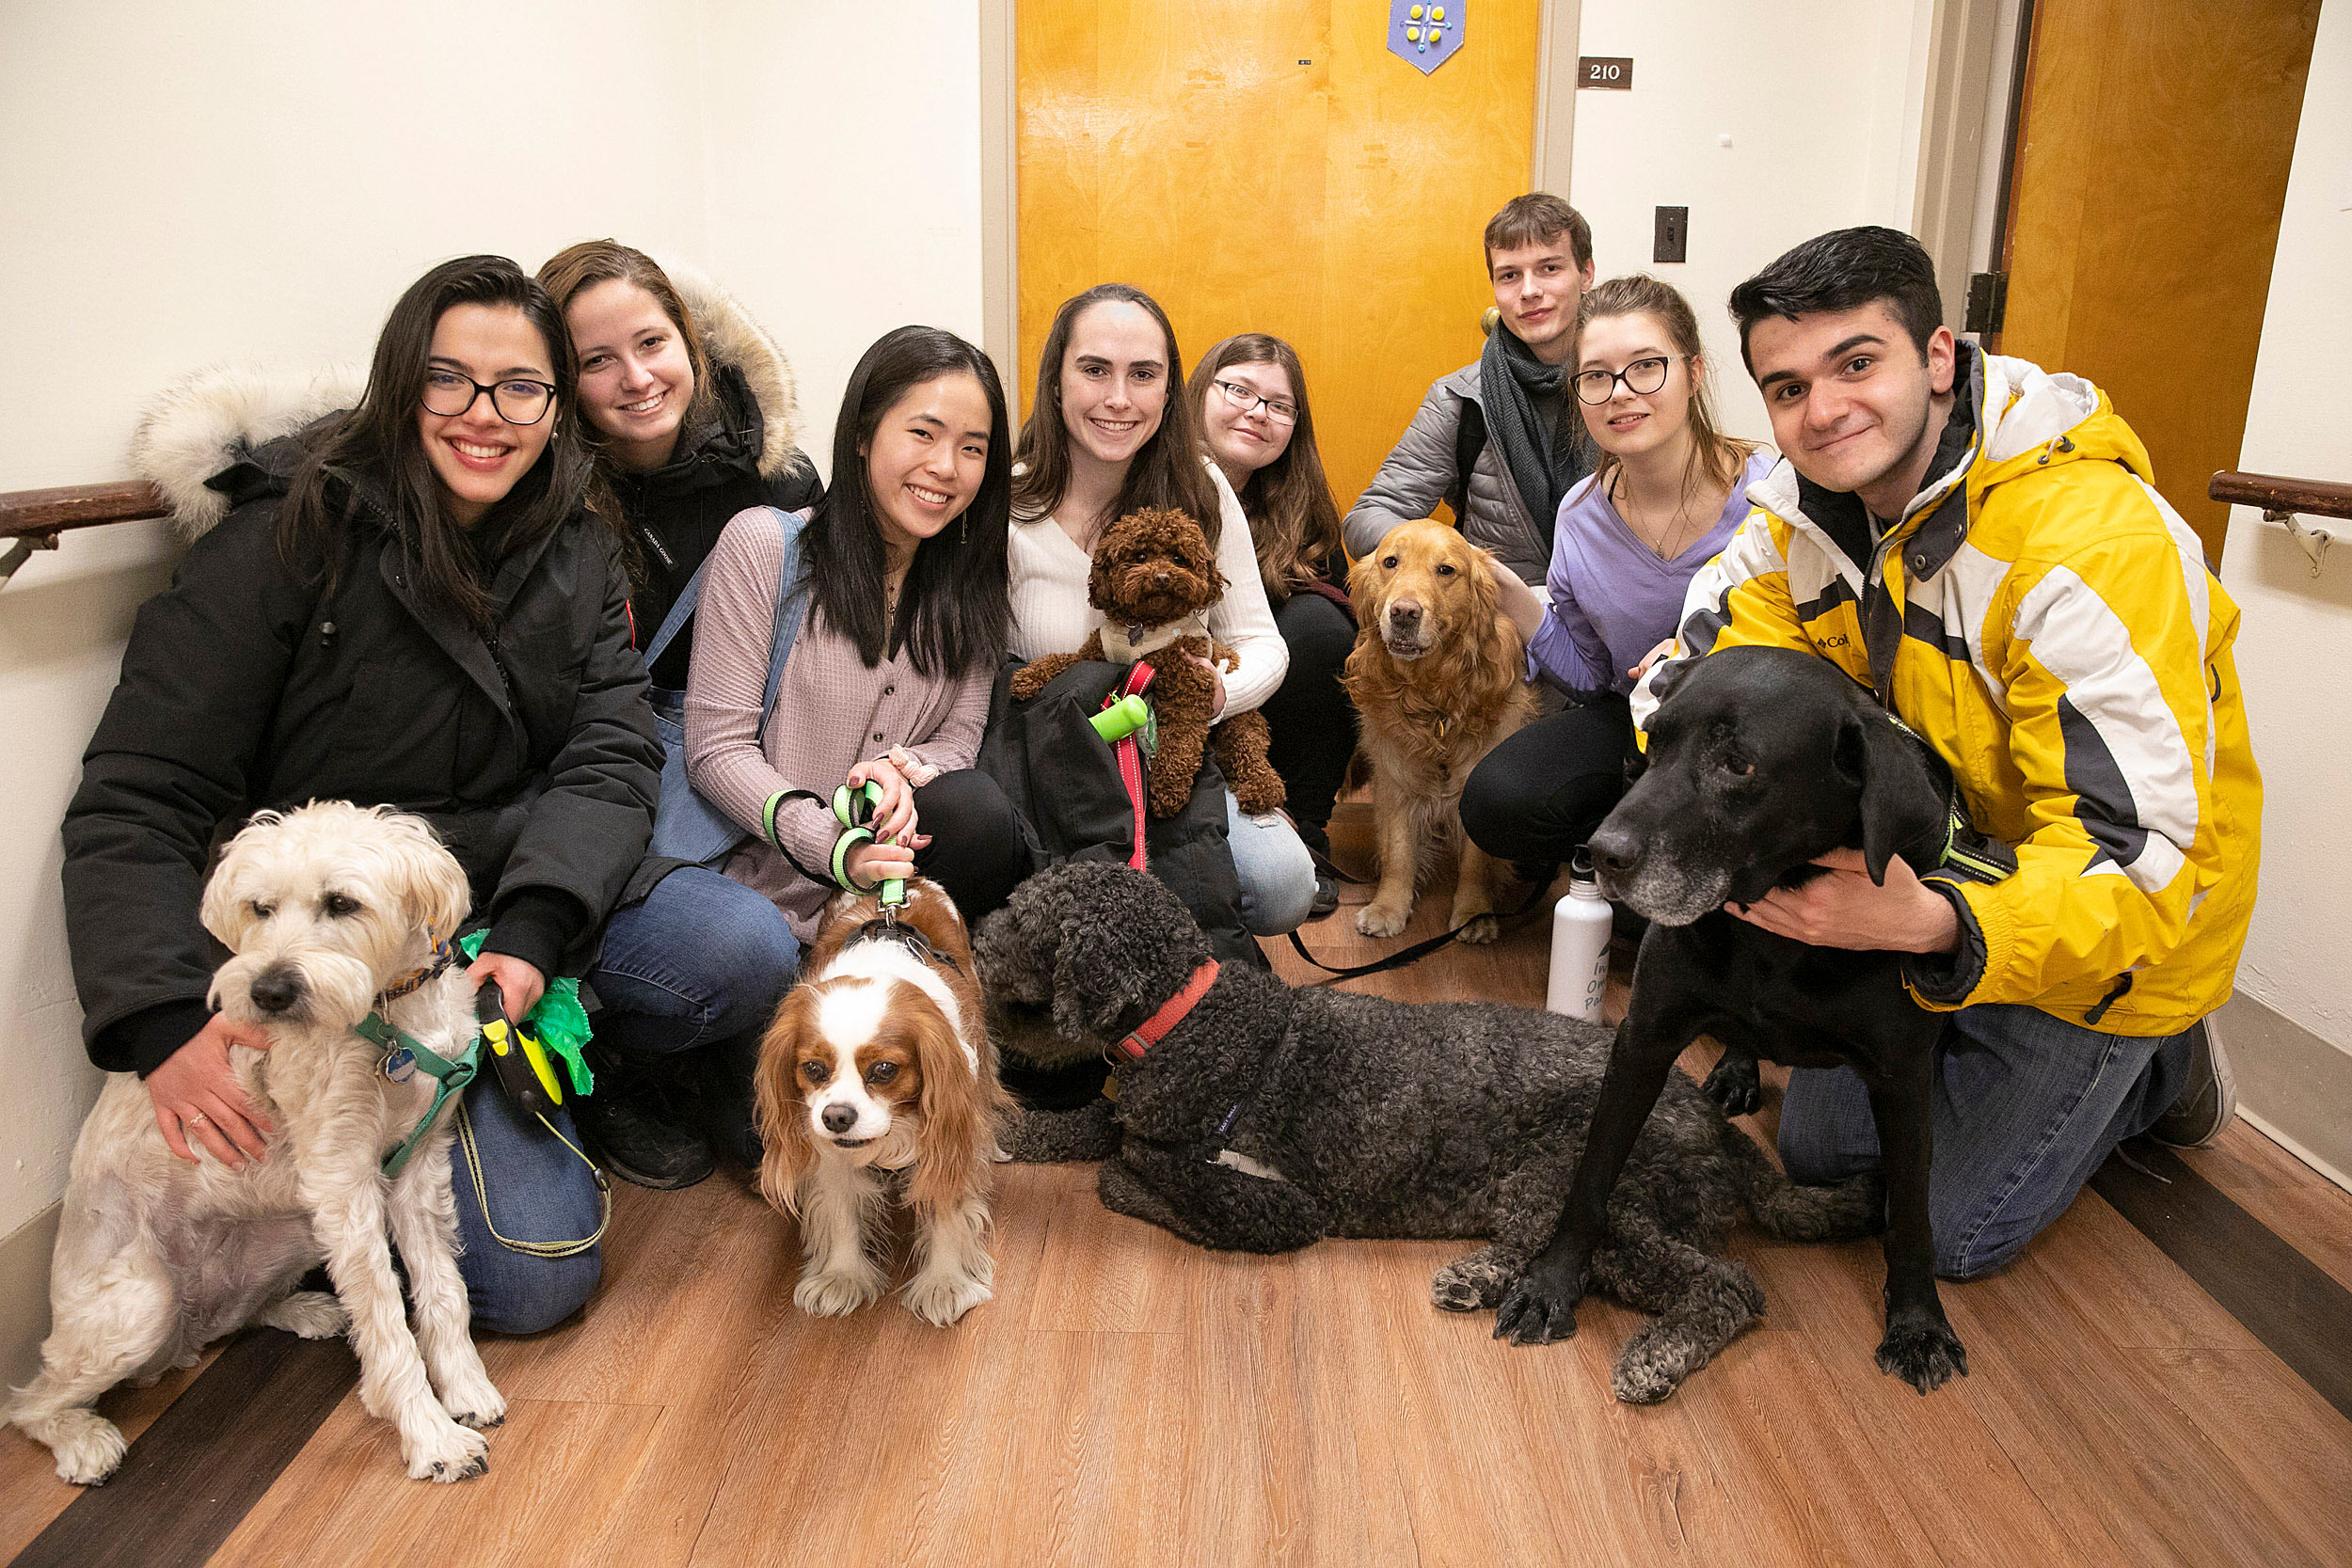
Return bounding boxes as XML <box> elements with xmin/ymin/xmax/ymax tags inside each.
<box><xmin>1526</xmin><ymin>448</ymin><xmax>1775</xmax><ymax>695</ymax></box>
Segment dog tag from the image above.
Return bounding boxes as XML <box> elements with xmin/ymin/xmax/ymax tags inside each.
<box><xmin>381</xmin><ymin>1047</ymin><xmax>418</xmax><ymax>1084</ymax></box>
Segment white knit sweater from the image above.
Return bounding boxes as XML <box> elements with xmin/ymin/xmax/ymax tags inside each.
<box><xmin>1007</xmin><ymin>461</ymin><xmax>1288</xmax><ymax>718</ymax></box>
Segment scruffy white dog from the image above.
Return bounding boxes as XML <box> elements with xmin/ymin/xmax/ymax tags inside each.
<box><xmin>9</xmin><ymin>802</ymin><xmax>504</xmax><ymax>1484</ymax></box>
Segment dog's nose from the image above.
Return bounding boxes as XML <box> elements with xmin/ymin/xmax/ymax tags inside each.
<box><xmin>820</xmin><ymin>1104</ymin><xmax>858</xmax><ymax>1134</ymax></box>
<box><xmin>1151</xmin><ymin>570</ymin><xmax>1170</xmax><ymax>588</ymax></box>
<box><xmin>1586</xmin><ymin>825</ymin><xmax>1644</xmax><ymax>881</ymax></box>
<box><xmin>1388</xmin><ymin>599</ymin><xmax>1422</xmax><ymax>628</ymax></box>
<box><xmin>249</xmin><ymin>965</ymin><xmax>304</xmax><ymax>1016</ymax></box>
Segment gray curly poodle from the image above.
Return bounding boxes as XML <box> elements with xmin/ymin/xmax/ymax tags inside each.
<box><xmin>974</xmin><ymin>861</ymin><xmax>1885</xmax><ymax>1402</ymax></box>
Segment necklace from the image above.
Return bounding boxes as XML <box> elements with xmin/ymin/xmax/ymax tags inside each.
<box><xmin>1612</xmin><ymin>470</ymin><xmax>1701</xmax><ymax>562</ymax></box>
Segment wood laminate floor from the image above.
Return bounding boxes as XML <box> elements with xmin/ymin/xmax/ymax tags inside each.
<box><xmin>5</xmin><ymin>801</ymin><xmax>2348</xmax><ymax>1566</ymax></box>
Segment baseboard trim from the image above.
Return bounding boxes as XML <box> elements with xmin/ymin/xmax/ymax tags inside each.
<box><xmin>2217</xmin><ymin>992</ymin><xmax>2352</xmax><ymax>1196</ymax></box>
<box><xmin>0</xmin><ymin>1203</ymin><xmax>60</xmax><ymax>1394</ymax></box>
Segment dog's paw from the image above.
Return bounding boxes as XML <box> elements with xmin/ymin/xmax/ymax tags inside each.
<box><xmin>1611</xmin><ymin>1351</ymin><xmax>1684</xmax><ymax>1406</ymax></box>
<box><xmin>1357</xmin><ymin>903</ymin><xmax>1410</xmax><ymax>939</ymax></box>
<box><xmin>260</xmin><ymin>1290</ymin><xmax>350</xmax><ymax>1340</ymax></box>
<box><xmin>38</xmin><ymin>1409</ymin><xmax>128</xmax><ymax>1486</ymax></box>
<box><xmin>794</xmin><ymin>1264</ymin><xmax>886</xmax><ymax>1318</ymax></box>
<box><xmin>1875</xmin><ymin>1317</ymin><xmax>1969</xmax><ymax>1394</ymax></box>
<box><xmin>1700</xmin><ymin>1056</ymin><xmax>1764</xmax><ymax>1118</ymax></box>
<box><xmin>1431</xmin><ymin>1255</ymin><xmax>1512</xmax><ymax>1312</ymax></box>
<box><xmin>1492</xmin><ymin>1258</ymin><xmax>1588</xmax><ymax>1347</ymax></box>
<box><xmin>437</xmin><ymin>1367</ymin><xmax>506</xmax><ymax>1431</ymax></box>
<box><xmin>402</xmin><ymin>1413</ymin><xmax>490</xmax><ymax>1483</ymax></box>
<box><xmin>1453</xmin><ymin>912</ymin><xmax>1500</xmax><ymax>944</ymax></box>
<box><xmin>901</xmin><ymin>1270</ymin><xmax>993</xmax><ymax>1327</ymax></box>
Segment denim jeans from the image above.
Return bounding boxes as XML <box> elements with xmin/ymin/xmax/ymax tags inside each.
<box><xmin>451</xmin><ymin>1082</ymin><xmax>605</xmax><ymax>1334</ymax></box>
<box><xmin>585</xmin><ymin>865</ymin><xmax>802</xmax><ymax>1059</ymax></box>
<box><xmin>1777</xmin><ymin>1002</ymin><xmax>2194</xmax><ymax>1279</ymax></box>
<box><xmin>1225</xmin><ymin>789</ymin><xmax>1318</xmax><ymax>935</ymax></box>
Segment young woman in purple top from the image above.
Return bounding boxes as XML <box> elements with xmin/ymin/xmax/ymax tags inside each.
<box><xmin>1460</xmin><ymin>275</ymin><xmax>1769</xmax><ymax>873</ymax></box>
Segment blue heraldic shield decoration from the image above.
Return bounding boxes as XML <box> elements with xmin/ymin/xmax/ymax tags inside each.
<box><xmin>1388</xmin><ymin>1</ymin><xmax>1465</xmax><ymax>74</ymax></box>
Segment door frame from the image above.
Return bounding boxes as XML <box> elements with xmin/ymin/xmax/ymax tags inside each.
<box><xmin>977</xmin><ymin>0</ymin><xmax>1586</xmax><ymax>413</ymax></box>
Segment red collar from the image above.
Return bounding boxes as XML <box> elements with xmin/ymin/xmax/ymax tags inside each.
<box><xmin>1112</xmin><ymin>960</ymin><xmax>1219</xmax><ymax>1063</ymax></box>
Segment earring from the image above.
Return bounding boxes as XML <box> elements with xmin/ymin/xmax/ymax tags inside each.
<box><xmin>960</xmin><ymin>515</ymin><xmax>968</xmax><ymax>545</ymax></box>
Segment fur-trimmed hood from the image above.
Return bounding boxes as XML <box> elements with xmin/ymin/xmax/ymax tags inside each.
<box><xmin>127</xmin><ymin>260</ymin><xmax>804</xmax><ymax>544</ymax></box>
<box><xmin>130</xmin><ymin>365</ymin><xmax>363</xmax><ymax>543</ymax></box>
<box><xmin>666</xmin><ymin>262</ymin><xmax>803</xmax><ymax>479</ymax></box>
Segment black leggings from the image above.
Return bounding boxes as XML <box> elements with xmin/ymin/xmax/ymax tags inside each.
<box><xmin>1457</xmin><ymin>695</ymin><xmax>1636</xmax><ymax>868</ymax></box>
<box><xmin>1260</xmin><ymin>590</ymin><xmax>1357</xmax><ymax>857</ymax></box>
<box><xmin>911</xmin><ymin>768</ymin><xmax>1029</xmax><ymax>926</ymax></box>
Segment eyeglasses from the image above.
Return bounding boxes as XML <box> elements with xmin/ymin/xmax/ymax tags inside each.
<box><xmin>1212</xmin><ymin>377</ymin><xmax>1299</xmax><ymax>426</ymax></box>
<box><xmin>1572</xmin><ymin>355</ymin><xmax>1685</xmax><ymax>405</ymax></box>
<box><xmin>421</xmin><ymin>369</ymin><xmax>558</xmax><ymax>426</ymax></box>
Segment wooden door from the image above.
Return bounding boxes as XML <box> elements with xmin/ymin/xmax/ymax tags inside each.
<box><xmin>1017</xmin><ymin>1</ymin><xmax>1544</xmax><ymax>511</ymax></box>
<box><xmin>1996</xmin><ymin>0</ymin><xmax>2322</xmax><ymax>560</ymax></box>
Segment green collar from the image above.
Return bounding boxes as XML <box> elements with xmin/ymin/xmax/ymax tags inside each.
<box><xmin>355</xmin><ymin>1011</ymin><xmax>480</xmax><ymax>1178</ymax></box>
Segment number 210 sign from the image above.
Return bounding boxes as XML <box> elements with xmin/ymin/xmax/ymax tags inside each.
<box><xmin>1578</xmin><ymin>56</ymin><xmax>1634</xmax><ymax>89</ymax></box>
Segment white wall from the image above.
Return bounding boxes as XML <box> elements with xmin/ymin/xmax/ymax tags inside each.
<box><xmin>2219</xmin><ymin>0</ymin><xmax>2352</xmax><ymax>1056</ymax></box>
<box><xmin>0</xmin><ymin>0</ymin><xmax>986</xmax><ymax>1374</ymax></box>
<box><xmin>1567</xmin><ymin>1</ymin><xmax>1937</xmax><ymax>443</ymax></box>
<box><xmin>695</xmin><ymin>2</ymin><xmax>988</xmax><ymax>483</ymax></box>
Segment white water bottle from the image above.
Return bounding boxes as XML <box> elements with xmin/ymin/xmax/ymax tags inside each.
<box><xmin>1546</xmin><ymin>847</ymin><xmax>1613</xmax><ymax>1022</ymax></box>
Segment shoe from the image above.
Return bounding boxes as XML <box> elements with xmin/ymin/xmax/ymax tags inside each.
<box><xmin>2151</xmin><ymin>1016</ymin><xmax>2236</xmax><ymax>1148</ymax></box>
<box><xmin>574</xmin><ymin>1052</ymin><xmax>714</xmax><ymax>1189</ymax></box>
<box><xmin>1309</xmin><ymin>875</ymin><xmax>1340</xmax><ymax>920</ymax></box>
<box><xmin>694</xmin><ymin>1036</ymin><xmax>765</xmax><ymax>1169</ymax></box>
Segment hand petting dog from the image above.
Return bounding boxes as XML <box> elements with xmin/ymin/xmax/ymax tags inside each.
<box><xmin>1728</xmin><ymin>846</ymin><xmax>1960</xmax><ymax>953</ymax></box>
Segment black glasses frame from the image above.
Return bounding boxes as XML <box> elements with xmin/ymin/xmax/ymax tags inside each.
<box><xmin>1212</xmin><ymin>377</ymin><xmax>1299</xmax><ymax>425</ymax></box>
<box><xmin>421</xmin><ymin>370</ymin><xmax>559</xmax><ymax>426</ymax></box>
<box><xmin>1572</xmin><ymin>355</ymin><xmax>1686</xmax><ymax>405</ymax></box>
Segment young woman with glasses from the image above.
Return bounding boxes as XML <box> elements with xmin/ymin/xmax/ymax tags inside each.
<box><xmin>66</xmin><ymin>256</ymin><xmax>660</xmax><ymax>1334</ymax></box>
<box><xmin>1008</xmin><ymin>286</ymin><xmax>1317</xmax><ymax>937</ymax></box>
<box><xmin>1459</xmin><ymin>274</ymin><xmax>1772</xmax><ymax>879</ymax></box>
<box><xmin>533</xmin><ymin>241</ymin><xmax>820</xmax><ymax>1190</ymax></box>
<box><xmin>1187</xmin><ymin>334</ymin><xmax>1351</xmax><ymax>915</ymax></box>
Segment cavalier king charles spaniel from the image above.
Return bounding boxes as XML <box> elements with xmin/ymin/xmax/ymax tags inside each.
<box><xmin>754</xmin><ymin>879</ymin><xmax>1011</xmax><ymax>1325</ymax></box>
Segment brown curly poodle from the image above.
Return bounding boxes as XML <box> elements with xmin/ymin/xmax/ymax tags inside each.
<box><xmin>1009</xmin><ymin>507</ymin><xmax>1287</xmax><ymax>820</ymax></box>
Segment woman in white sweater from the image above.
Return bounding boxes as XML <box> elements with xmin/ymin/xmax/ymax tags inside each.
<box><xmin>1007</xmin><ymin>283</ymin><xmax>1315</xmax><ymax>934</ymax></box>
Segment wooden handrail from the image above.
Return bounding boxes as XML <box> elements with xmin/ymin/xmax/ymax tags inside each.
<box><xmin>2209</xmin><ymin>470</ymin><xmax>2352</xmax><ymax>521</ymax></box>
<box><xmin>0</xmin><ymin>481</ymin><xmax>170</xmax><ymax>541</ymax></box>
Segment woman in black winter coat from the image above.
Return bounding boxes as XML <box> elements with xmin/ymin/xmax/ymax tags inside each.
<box><xmin>536</xmin><ymin>242</ymin><xmax>821</xmax><ymax>1188</ymax></box>
<box><xmin>66</xmin><ymin>255</ymin><xmax>659</xmax><ymax>1334</ymax></box>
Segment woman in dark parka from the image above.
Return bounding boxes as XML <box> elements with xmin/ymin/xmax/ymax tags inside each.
<box><xmin>536</xmin><ymin>241</ymin><xmax>821</xmax><ymax>1188</ymax></box>
<box><xmin>65</xmin><ymin>255</ymin><xmax>658</xmax><ymax>1333</ymax></box>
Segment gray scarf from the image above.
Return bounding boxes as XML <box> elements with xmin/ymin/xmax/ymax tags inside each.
<box><xmin>1480</xmin><ymin>325</ymin><xmax>1589</xmax><ymax>529</ymax></box>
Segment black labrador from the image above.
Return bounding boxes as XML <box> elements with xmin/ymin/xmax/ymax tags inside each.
<box><xmin>1492</xmin><ymin>645</ymin><xmax>1978</xmax><ymax>1393</ymax></box>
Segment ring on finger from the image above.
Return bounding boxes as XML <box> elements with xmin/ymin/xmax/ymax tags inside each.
<box><xmin>186</xmin><ymin>1112</ymin><xmax>210</xmax><ymax>1127</ymax></box>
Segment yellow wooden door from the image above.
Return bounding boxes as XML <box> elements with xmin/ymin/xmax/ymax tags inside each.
<box><xmin>1017</xmin><ymin>1</ymin><xmax>1544</xmax><ymax>512</ymax></box>
<box><xmin>1997</xmin><ymin>0</ymin><xmax>2321</xmax><ymax>561</ymax></box>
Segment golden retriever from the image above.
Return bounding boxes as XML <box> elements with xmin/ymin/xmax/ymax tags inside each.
<box><xmin>1342</xmin><ymin>519</ymin><xmax>1536</xmax><ymax>942</ymax></box>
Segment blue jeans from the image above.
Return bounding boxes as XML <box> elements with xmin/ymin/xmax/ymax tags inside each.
<box><xmin>1225</xmin><ymin>790</ymin><xmax>1317</xmax><ymax>935</ymax></box>
<box><xmin>585</xmin><ymin>865</ymin><xmax>801</xmax><ymax>1059</ymax></box>
<box><xmin>1778</xmin><ymin>1003</ymin><xmax>2193</xmax><ymax>1279</ymax></box>
<box><xmin>451</xmin><ymin>1082</ymin><xmax>605</xmax><ymax>1334</ymax></box>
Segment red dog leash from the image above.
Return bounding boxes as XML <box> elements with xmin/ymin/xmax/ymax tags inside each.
<box><xmin>1103</xmin><ymin>664</ymin><xmax>1156</xmax><ymax>872</ymax></box>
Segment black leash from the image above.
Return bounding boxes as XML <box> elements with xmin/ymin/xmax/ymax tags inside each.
<box><xmin>1282</xmin><ymin>883</ymin><xmax>1549</xmax><ymax>981</ymax></box>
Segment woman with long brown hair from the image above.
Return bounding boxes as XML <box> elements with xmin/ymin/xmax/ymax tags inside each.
<box><xmin>1187</xmin><ymin>333</ymin><xmax>1351</xmax><ymax>912</ymax></box>
<box><xmin>533</xmin><ymin>241</ymin><xmax>819</xmax><ymax>1191</ymax></box>
<box><xmin>1006</xmin><ymin>285</ymin><xmax>1316</xmax><ymax>936</ymax></box>
<box><xmin>1459</xmin><ymin>274</ymin><xmax>1771</xmax><ymax>877</ymax></box>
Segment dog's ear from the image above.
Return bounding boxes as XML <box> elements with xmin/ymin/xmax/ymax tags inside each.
<box><xmin>753</xmin><ymin>990</ymin><xmax>820</xmax><ymax>1215</ymax></box>
<box><xmin>199</xmin><ymin>816</ymin><xmax>269</xmax><ymax>950</ymax></box>
<box><xmin>385</xmin><ymin>812</ymin><xmax>472</xmax><ymax>944</ymax></box>
<box><xmin>1836</xmin><ymin>710</ymin><xmax>1946</xmax><ymax>885</ymax></box>
<box><xmin>905</xmin><ymin>1005</ymin><xmax>987</xmax><ymax>1216</ymax></box>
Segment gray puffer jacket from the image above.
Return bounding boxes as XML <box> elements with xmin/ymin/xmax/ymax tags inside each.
<box><xmin>1343</xmin><ymin>360</ymin><xmax>1559</xmax><ymax>587</ymax></box>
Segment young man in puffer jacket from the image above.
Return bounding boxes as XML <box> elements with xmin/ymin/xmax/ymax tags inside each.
<box><xmin>1633</xmin><ymin>227</ymin><xmax>2261</xmax><ymax>1279</ymax></box>
<box><xmin>1343</xmin><ymin>193</ymin><xmax>1597</xmax><ymax>588</ymax></box>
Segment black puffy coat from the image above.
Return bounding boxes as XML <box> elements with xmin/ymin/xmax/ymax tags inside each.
<box><xmin>64</xmin><ymin>417</ymin><xmax>660</xmax><ymax>1075</ymax></box>
<box><xmin>608</xmin><ymin>273</ymin><xmax>821</xmax><ymax>689</ymax></box>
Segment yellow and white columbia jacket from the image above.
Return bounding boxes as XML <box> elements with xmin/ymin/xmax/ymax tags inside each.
<box><xmin>1633</xmin><ymin>346</ymin><xmax>2260</xmax><ymax>1037</ymax></box>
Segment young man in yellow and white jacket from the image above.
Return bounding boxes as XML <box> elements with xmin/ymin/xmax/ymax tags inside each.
<box><xmin>1633</xmin><ymin>227</ymin><xmax>2261</xmax><ymax>1278</ymax></box>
